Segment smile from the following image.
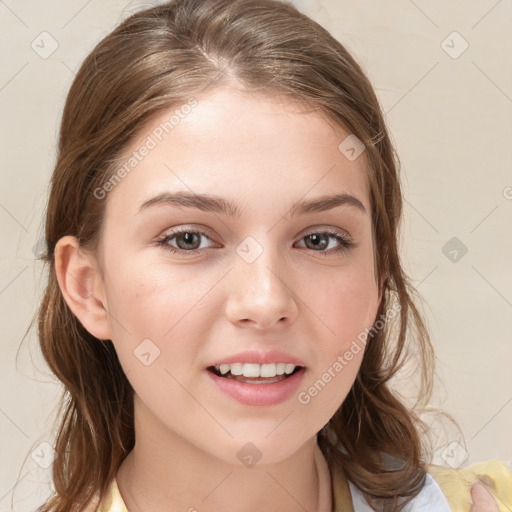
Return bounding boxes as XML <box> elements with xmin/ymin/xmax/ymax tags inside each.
<box><xmin>206</xmin><ymin>365</ymin><xmax>306</xmax><ymax>406</ymax></box>
<box><xmin>211</xmin><ymin>362</ymin><xmax>301</xmax><ymax>379</ymax></box>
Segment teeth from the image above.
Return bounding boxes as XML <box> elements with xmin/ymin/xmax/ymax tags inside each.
<box><xmin>214</xmin><ymin>362</ymin><xmax>299</xmax><ymax>378</ymax></box>
<box><xmin>219</xmin><ymin>364</ymin><xmax>230</xmax><ymax>375</ymax></box>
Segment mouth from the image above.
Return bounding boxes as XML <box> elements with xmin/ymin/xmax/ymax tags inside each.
<box><xmin>207</xmin><ymin>363</ymin><xmax>304</xmax><ymax>384</ymax></box>
<box><xmin>206</xmin><ymin>363</ymin><xmax>307</xmax><ymax>406</ymax></box>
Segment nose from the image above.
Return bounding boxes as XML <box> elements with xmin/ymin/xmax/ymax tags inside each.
<box><xmin>225</xmin><ymin>243</ymin><xmax>299</xmax><ymax>330</ymax></box>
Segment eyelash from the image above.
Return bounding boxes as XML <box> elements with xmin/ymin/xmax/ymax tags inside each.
<box><xmin>156</xmin><ymin>227</ymin><xmax>355</xmax><ymax>256</ymax></box>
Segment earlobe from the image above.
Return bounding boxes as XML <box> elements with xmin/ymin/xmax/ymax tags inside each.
<box><xmin>54</xmin><ymin>235</ymin><xmax>112</xmax><ymax>341</ymax></box>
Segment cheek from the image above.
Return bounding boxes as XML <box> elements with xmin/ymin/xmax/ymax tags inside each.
<box><xmin>103</xmin><ymin>267</ymin><xmax>204</xmax><ymax>413</ymax></box>
<box><xmin>296</xmin><ymin>258</ymin><xmax>378</xmax><ymax>407</ymax></box>
<box><xmin>105</xmin><ymin>257</ymin><xmax>186</xmax><ymax>329</ymax></box>
<box><xmin>103</xmin><ymin>258</ymin><xmax>212</xmax><ymax>372</ymax></box>
<box><xmin>316</xmin><ymin>260</ymin><xmax>379</xmax><ymax>339</ymax></box>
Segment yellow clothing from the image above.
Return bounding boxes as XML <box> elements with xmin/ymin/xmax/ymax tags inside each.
<box><xmin>92</xmin><ymin>459</ymin><xmax>512</xmax><ymax>511</ymax></box>
<box><xmin>428</xmin><ymin>460</ymin><xmax>512</xmax><ymax>512</ymax></box>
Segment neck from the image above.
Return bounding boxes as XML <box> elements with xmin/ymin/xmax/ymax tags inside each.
<box><xmin>116</xmin><ymin>399</ymin><xmax>332</xmax><ymax>512</ymax></box>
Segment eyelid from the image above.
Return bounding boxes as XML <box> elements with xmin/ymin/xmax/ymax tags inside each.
<box><xmin>159</xmin><ymin>224</ymin><xmax>352</xmax><ymax>240</ymax></box>
<box><xmin>301</xmin><ymin>225</ymin><xmax>352</xmax><ymax>239</ymax></box>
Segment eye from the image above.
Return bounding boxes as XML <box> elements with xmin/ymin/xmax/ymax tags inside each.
<box><xmin>156</xmin><ymin>227</ymin><xmax>355</xmax><ymax>256</ymax></box>
<box><xmin>157</xmin><ymin>227</ymin><xmax>216</xmax><ymax>254</ymax></box>
<box><xmin>295</xmin><ymin>229</ymin><xmax>354</xmax><ymax>255</ymax></box>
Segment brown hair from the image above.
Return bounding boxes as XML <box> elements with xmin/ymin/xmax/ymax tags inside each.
<box><xmin>34</xmin><ymin>0</ymin><xmax>439</xmax><ymax>510</ymax></box>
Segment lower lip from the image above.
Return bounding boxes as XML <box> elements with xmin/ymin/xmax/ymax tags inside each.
<box><xmin>206</xmin><ymin>367</ymin><xmax>306</xmax><ymax>406</ymax></box>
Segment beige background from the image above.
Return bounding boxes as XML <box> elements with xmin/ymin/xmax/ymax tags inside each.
<box><xmin>1</xmin><ymin>0</ymin><xmax>511</xmax><ymax>509</ymax></box>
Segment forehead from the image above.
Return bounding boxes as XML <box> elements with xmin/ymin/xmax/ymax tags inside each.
<box><xmin>104</xmin><ymin>86</ymin><xmax>371</xmax><ymax>217</ymax></box>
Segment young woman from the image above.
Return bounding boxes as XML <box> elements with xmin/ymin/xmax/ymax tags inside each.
<box><xmin>35</xmin><ymin>0</ymin><xmax>512</xmax><ymax>511</ymax></box>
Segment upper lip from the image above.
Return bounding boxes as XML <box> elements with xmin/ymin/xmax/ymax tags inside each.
<box><xmin>208</xmin><ymin>350</ymin><xmax>306</xmax><ymax>368</ymax></box>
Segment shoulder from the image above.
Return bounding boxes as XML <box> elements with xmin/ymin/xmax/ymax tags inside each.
<box><xmin>428</xmin><ymin>459</ymin><xmax>512</xmax><ymax>512</ymax></box>
<box><xmin>338</xmin><ymin>466</ymin><xmax>452</xmax><ymax>512</ymax></box>
<box><xmin>347</xmin><ymin>472</ymin><xmax>453</xmax><ymax>512</ymax></box>
<box><xmin>337</xmin><ymin>459</ymin><xmax>512</xmax><ymax>512</ymax></box>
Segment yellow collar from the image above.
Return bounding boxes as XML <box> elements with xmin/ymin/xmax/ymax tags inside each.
<box><xmin>330</xmin><ymin>460</ymin><xmax>355</xmax><ymax>512</ymax></box>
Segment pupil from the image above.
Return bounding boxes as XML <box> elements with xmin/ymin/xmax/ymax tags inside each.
<box><xmin>180</xmin><ymin>232</ymin><xmax>198</xmax><ymax>248</ymax></box>
<box><xmin>308</xmin><ymin>234</ymin><xmax>327</xmax><ymax>250</ymax></box>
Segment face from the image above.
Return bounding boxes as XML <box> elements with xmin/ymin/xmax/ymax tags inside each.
<box><xmin>92</xmin><ymin>86</ymin><xmax>381</xmax><ymax>465</ymax></box>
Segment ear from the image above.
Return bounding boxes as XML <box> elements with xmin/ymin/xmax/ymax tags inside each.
<box><xmin>54</xmin><ymin>235</ymin><xmax>113</xmax><ymax>341</ymax></box>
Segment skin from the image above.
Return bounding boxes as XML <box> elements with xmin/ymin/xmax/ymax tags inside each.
<box><xmin>470</xmin><ymin>482</ymin><xmax>499</xmax><ymax>512</ymax></box>
<box><xmin>55</xmin><ymin>86</ymin><xmax>498</xmax><ymax>511</ymax></box>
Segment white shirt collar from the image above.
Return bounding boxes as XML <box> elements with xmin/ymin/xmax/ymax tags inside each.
<box><xmin>347</xmin><ymin>473</ymin><xmax>453</xmax><ymax>511</ymax></box>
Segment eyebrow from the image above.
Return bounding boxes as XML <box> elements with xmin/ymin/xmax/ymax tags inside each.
<box><xmin>138</xmin><ymin>191</ymin><xmax>367</xmax><ymax>217</ymax></box>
